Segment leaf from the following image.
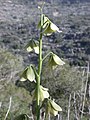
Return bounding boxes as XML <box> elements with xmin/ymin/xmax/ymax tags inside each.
<box><xmin>26</xmin><ymin>66</ymin><xmax>35</xmax><ymax>82</ymax></box>
<box><xmin>14</xmin><ymin>114</ymin><xmax>28</xmax><ymax>120</ymax></box>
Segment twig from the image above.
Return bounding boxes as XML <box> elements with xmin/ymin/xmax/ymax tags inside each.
<box><xmin>80</xmin><ymin>62</ymin><xmax>89</xmax><ymax>119</ymax></box>
<box><xmin>4</xmin><ymin>96</ymin><xmax>12</xmax><ymax>120</ymax></box>
<box><xmin>67</xmin><ymin>94</ymin><xmax>72</xmax><ymax>120</ymax></box>
<box><xmin>0</xmin><ymin>102</ymin><xmax>2</xmax><ymax>108</ymax></box>
<box><xmin>73</xmin><ymin>92</ymin><xmax>79</xmax><ymax>120</ymax></box>
<box><xmin>79</xmin><ymin>69</ymin><xmax>85</xmax><ymax>116</ymax></box>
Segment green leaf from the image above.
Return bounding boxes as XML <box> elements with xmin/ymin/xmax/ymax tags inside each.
<box><xmin>26</xmin><ymin>65</ymin><xmax>35</xmax><ymax>82</ymax></box>
<box><xmin>14</xmin><ymin>114</ymin><xmax>28</xmax><ymax>120</ymax></box>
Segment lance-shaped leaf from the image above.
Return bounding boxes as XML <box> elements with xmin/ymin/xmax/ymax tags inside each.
<box><xmin>26</xmin><ymin>65</ymin><xmax>35</xmax><ymax>82</ymax></box>
<box><xmin>46</xmin><ymin>99</ymin><xmax>62</xmax><ymax>116</ymax></box>
<box><xmin>26</xmin><ymin>40</ymin><xmax>39</xmax><ymax>54</ymax></box>
<box><xmin>38</xmin><ymin>14</ymin><xmax>62</xmax><ymax>36</ymax></box>
<box><xmin>32</xmin><ymin>85</ymin><xmax>49</xmax><ymax>101</ymax></box>
<box><xmin>48</xmin><ymin>53</ymin><xmax>65</xmax><ymax>69</ymax></box>
<box><xmin>20</xmin><ymin>65</ymin><xmax>35</xmax><ymax>82</ymax></box>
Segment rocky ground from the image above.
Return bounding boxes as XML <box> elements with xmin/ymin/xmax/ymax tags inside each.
<box><xmin>0</xmin><ymin>0</ymin><xmax>90</xmax><ymax>66</ymax></box>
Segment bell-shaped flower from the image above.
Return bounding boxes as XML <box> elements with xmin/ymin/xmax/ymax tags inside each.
<box><xmin>43</xmin><ymin>22</ymin><xmax>61</xmax><ymax>36</ymax></box>
<box><xmin>48</xmin><ymin>53</ymin><xmax>65</xmax><ymax>69</ymax></box>
<box><xmin>38</xmin><ymin>14</ymin><xmax>62</xmax><ymax>36</ymax></box>
<box><xmin>46</xmin><ymin>99</ymin><xmax>62</xmax><ymax>116</ymax></box>
<box><xmin>20</xmin><ymin>67</ymin><xmax>28</xmax><ymax>81</ymax></box>
<box><xmin>32</xmin><ymin>85</ymin><xmax>49</xmax><ymax>101</ymax></box>
<box><xmin>20</xmin><ymin>65</ymin><xmax>35</xmax><ymax>82</ymax></box>
<box><xmin>26</xmin><ymin>40</ymin><xmax>39</xmax><ymax>54</ymax></box>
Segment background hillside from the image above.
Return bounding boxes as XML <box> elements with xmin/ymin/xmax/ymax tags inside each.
<box><xmin>0</xmin><ymin>0</ymin><xmax>90</xmax><ymax>120</ymax></box>
<box><xmin>0</xmin><ymin>0</ymin><xmax>90</xmax><ymax>66</ymax></box>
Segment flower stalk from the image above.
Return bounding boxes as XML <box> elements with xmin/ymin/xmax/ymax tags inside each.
<box><xmin>36</xmin><ymin>13</ymin><xmax>43</xmax><ymax>120</ymax></box>
<box><xmin>20</xmin><ymin>7</ymin><xmax>64</xmax><ymax>120</ymax></box>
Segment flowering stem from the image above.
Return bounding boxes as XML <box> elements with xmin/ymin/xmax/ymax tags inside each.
<box><xmin>36</xmin><ymin>13</ymin><xmax>43</xmax><ymax>120</ymax></box>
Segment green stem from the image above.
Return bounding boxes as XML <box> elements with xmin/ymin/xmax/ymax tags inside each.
<box><xmin>36</xmin><ymin>13</ymin><xmax>43</xmax><ymax>120</ymax></box>
<box><xmin>42</xmin><ymin>52</ymin><xmax>53</xmax><ymax>62</ymax></box>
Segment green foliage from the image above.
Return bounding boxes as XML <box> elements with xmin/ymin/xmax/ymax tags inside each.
<box><xmin>14</xmin><ymin>114</ymin><xmax>29</xmax><ymax>120</ymax></box>
<box><xmin>0</xmin><ymin>82</ymin><xmax>32</xmax><ymax>120</ymax></box>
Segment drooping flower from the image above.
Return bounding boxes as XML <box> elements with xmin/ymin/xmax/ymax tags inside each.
<box><xmin>32</xmin><ymin>85</ymin><xmax>49</xmax><ymax>101</ymax></box>
<box><xmin>38</xmin><ymin>14</ymin><xmax>62</xmax><ymax>36</ymax></box>
<box><xmin>46</xmin><ymin>99</ymin><xmax>62</xmax><ymax>116</ymax></box>
<box><xmin>48</xmin><ymin>53</ymin><xmax>65</xmax><ymax>69</ymax></box>
<box><xmin>20</xmin><ymin>65</ymin><xmax>35</xmax><ymax>82</ymax></box>
<box><xmin>26</xmin><ymin>39</ymin><xmax>39</xmax><ymax>54</ymax></box>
